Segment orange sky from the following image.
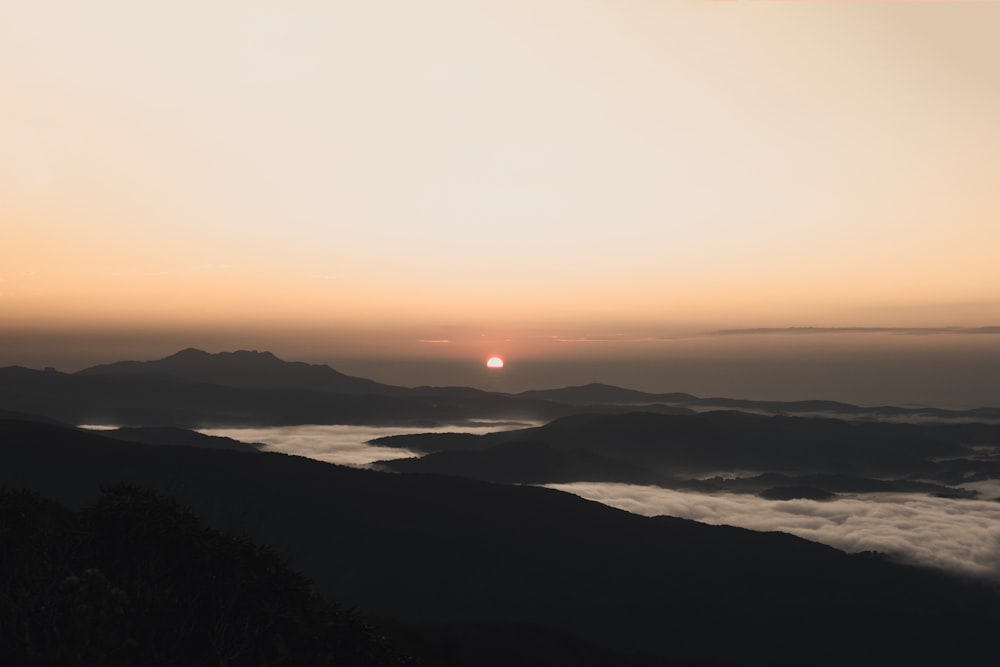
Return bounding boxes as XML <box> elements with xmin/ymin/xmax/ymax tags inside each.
<box><xmin>2</xmin><ymin>0</ymin><xmax>999</xmax><ymax>387</ymax></box>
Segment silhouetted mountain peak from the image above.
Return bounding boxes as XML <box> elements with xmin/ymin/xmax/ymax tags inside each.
<box><xmin>582</xmin><ymin>382</ymin><xmax>628</xmax><ymax>390</ymax></box>
<box><xmin>517</xmin><ymin>383</ymin><xmax>698</xmax><ymax>405</ymax></box>
<box><xmin>168</xmin><ymin>347</ymin><xmax>212</xmax><ymax>359</ymax></box>
<box><xmin>75</xmin><ymin>348</ymin><xmax>401</xmax><ymax>395</ymax></box>
<box><xmin>162</xmin><ymin>348</ymin><xmax>281</xmax><ymax>367</ymax></box>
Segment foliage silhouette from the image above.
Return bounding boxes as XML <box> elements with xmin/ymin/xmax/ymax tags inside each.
<box><xmin>0</xmin><ymin>485</ymin><xmax>415</xmax><ymax>666</ymax></box>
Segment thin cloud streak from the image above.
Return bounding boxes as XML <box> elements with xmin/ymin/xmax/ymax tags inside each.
<box><xmin>550</xmin><ymin>335</ymin><xmax>660</xmax><ymax>343</ymax></box>
<box><xmin>708</xmin><ymin>327</ymin><xmax>1000</xmax><ymax>336</ymax></box>
<box><xmin>547</xmin><ymin>482</ymin><xmax>1000</xmax><ymax>579</ymax></box>
<box><xmin>546</xmin><ymin>327</ymin><xmax>1000</xmax><ymax>344</ymax></box>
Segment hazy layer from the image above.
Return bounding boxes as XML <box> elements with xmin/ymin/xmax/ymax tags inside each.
<box><xmin>185</xmin><ymin>422</ymin><xmax>1000</xmax><ymax>579</ymax></box>
<box><xmin>197</xmin><ymin>423</ymin><xmax>531</xmax><ymax>467</ymax></box>
<box><xmin>6</xmin><ymin>328</ymin><xmax>999</xmax><ymax>408</ymax></box>
<box><xmin>548</xmin><ymin>482</ymin><xmax>1000</xmax><ymax>579</ymax></box>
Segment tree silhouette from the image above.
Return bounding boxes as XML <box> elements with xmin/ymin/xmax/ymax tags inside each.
<box><xmin>0</xmin><ymin>485</ymin><xmax>416</xmax><ymax>666</ymax></box>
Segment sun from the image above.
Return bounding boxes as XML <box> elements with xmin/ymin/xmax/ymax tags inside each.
<box><xmin>486</xmin><ymin>356</ymin><xmax>504</xmax><ymax>369</ymax></box>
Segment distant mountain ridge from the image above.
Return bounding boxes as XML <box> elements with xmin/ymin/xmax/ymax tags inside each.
<box><xmin>0</xmin><ymin>365</ymin><xmax>432</xmax><ymax>427</ymax></box>
<box><xmin>3</xmin><ymin>348</ymin><xmax>999</xmax><ymax>427</ymax></box>
<box><xmin>76</xmin><ymin>347</ymin><xmax>400</xmax><ymax>395</ymax></box>
<box><xmin>374</xmin><ymin>410</ymin><xmax>1000</xmax><ymax>495</ymax></box>
<box><xmin>69</xmin><ymin>349</ymin><xmax>1000</xmax><ymax>419</ymax></box>
<box><xmin>519</xmin><ymin>383</ymin><xmax>1000</xmax><ymax>420</ymax></box>
<box><xmin>0</xmin><ymin>350</ymin><xmax>567</xmax><ymax>427</ymax></box>
<box><xmin>516</xmin><ymin>383</ymin><xmax>697</xmax><ymax>405</ymax></box>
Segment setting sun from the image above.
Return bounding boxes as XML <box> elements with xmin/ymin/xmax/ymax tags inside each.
<box><xmin>486</xmin><ymin>357</ymin><xmax>504</xmax><ymax>369</ymax></box>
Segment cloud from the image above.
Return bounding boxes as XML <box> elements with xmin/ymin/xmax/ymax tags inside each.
<box><xmin>312</xmin><ymin>274</ymin><xmax>340</xmax><ymax>281</ymax></box>
<box><xmin>199</xmin><ymin>425</ymin><xmax>421</xmax><ymax>467</ymax></box>
<box><xmin>197</xmin><ymin>422</ymin><xmax>514</xmax><ymax>468</ymax></box>
<box><xmin>417</xmin><ymin>339</ymin><xmax>451</xmax><ymax>344</ymax></box>
<box><xmin>195</xmin><ymin>425</ymin><xmax>1000</xmax><ymax>580</ymax></box>
<box><xmin>551</xmin><ymin>334</ymin><xmax>658</xmax><ymax>343</ymax></box>
<box><xmin>546</xmin><ymin>482</ymin><xmax>1000</xmax><ymax>579</ymax></box>
<box><xmin>707</xmin><ymin>327</ymin><xmax>1000</xmax><ymax>336</ymax></box>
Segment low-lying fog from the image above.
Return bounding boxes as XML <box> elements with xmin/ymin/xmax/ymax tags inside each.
<box><xmin>197</xmin><ymin>422</ymin><xmax>535</xmax><ymax>466</ymax></box>
<box><xmin>196</xmin><ymin>424</ymin><xmax>1000</xmax><ymax>580</ymax></box>
<box><xmin>547</xmin><ymin>482</ymin><xmax>1000</xmax><ymax>579</ymax></box>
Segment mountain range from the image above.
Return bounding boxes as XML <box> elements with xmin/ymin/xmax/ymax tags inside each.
<box><xmin>4</xmin><ymin>348</ymin><xmax>1000</xmax><ymax>664</ymax></box>
<box><xmin>3</xmin><ymin>348</ymin><xmax>999</xmax><ymax>427</ymax></box>
<box><xmin>373</xmin><ymin>411</ymin><xmax>1000</xmax><ymax>499</ymax></box>
<box><xmin>3</xmin><ymin>418</ymin><xmax>999</xmax><ymax>666</ymax></box>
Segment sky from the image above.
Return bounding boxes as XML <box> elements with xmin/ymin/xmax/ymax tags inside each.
<box><xmin>3</xmin><ymin>1</ymin><xmax>999</xmax><ymax>403</ymax></box>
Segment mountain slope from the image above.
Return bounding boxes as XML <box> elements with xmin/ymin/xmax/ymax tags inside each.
<box><xmin>519</xmin><ymin>383</ymin><xmax>1000</xmax><ymax>421</ymax></box>
<box><xmin>0</xmin><ymin>366</ymin><xmax>429</xmax><ymax>426</ymax></box>
<box><xmin>517</xmin><ymin>383</ymin><xmax>697</xmax><ymax>407</ymax></box>
<box><xmin>100</xmin><ymin>426</ymin><xmax>264</xmax><ymax>453</ymax></box>
<box><xmin>0</xmin><ymin>365</ymin><xmax>563</xmax><ymax>427</ymax></box>
<box><xmin>2</xmin><ymin>419</ymin><xmax>999</xmax><ymax>666</ymax></box>
<box><xmin>0</xmin><ymin>485</ymin><xmax>414</xmax><ymax>666</ymax></box>
<box><xmin>374</xmin><ymin>410</ymin><xmax>984</xmax><ymax>477</ymax></box>
<box><xmin>377</xmin><ymin>440</ymin><xmax>667</xmax><ymax>486</ymax></box>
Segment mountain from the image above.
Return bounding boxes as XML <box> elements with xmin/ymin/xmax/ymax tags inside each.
<box><xmin>1</xmin><ymin>485</ymin><xmax>414</xmax><ymax>666</ymax></box>
<box><xmin>517</xmin><ymin>383</ymin><xmax>697</xmax><ymax>407</ymax></box>
<box><xmin>372</xmin><ymin>411</ymin><xmax>990</xmax><ymax>496</ymax></box>
<box><xmin>519</xmin><ymin>383</ymin><xmax>1000</xmax><ymax>421</ymax></box>
<box><xmin>699</xmin><ymin>472</ymin><xmax>973</xmax><ymax>497</ymax></box>
<box><xmin>375</xmin><ymin>410</ymin><xmax>985</xmax><ymax>478</ymax></box>
<box><xmin>758</xmin><ymin>485</ymin><xmax>836</xmax><ymax>501</ymax></box>
<box><xmin>8</xmin><ymin>349</ymin><xmax>999</xmax><ymax>427</ymax></box>
<box><xmin>0</xmin><ymin>365</ymin><xmax>430</xmax><ymax>427</ymax></box>
<box><xmin>76</xmin><ymin>347</ymin><xmax>401</xmax><ymax>395</ymax></box>
<box><xmin>376</xmin><ymin>440</ymin><xmax>667</xmax><ymax>486</ymax></box>
<box><xmin>370</xmin><ymin>431</ymin><xmax>496</xmax><ymax>454</ymax></box>
<box><xmin>99</xmin><ymin>426</ymin><xmax>265</xmax><ymax>453</ymax></box>
<box><xmin>3</xmin><ymin>418</ymin><xmax>999</xmax><ymax>666</ymax></box>
<box><xmin>0</xmin><ymin>363</ymin><xmax>564</xmax><ymax>428</ymax></box>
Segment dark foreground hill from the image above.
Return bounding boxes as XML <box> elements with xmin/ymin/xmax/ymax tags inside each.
<box><xmin>101</xmin><ymin>426</ymin><xmax>265</xmax><ymax>452</ymax></box>
<box><xmin>0</xmin><ymin>485</ymin><xmax>413</xmax><ymax>666</ymax></box>
<box><xmin>2</xmin><ymin>419</ymin><xmax>999</xmax><ymax>666</ymax></box>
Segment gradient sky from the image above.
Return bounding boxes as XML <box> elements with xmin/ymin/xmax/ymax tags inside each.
<box><xmin>3</xmin><ymin>1</ymin><xmax>999</xmax><ymax>401</ymax></box>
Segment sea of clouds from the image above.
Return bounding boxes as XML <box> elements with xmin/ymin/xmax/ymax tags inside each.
<box><xmin>196</xmin><ymin>424</ymin><xmax>1000</xmax><ymax>579</ymax></box>
<box><xmin>546</xmin><ymin>482</ymin><xmax>1000</xmax><ymax>579</ymax></box>
<box><xmin>197</xmin><ymin>422</ymin><xmax>531</xmax><ymax>467</ymax></box>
